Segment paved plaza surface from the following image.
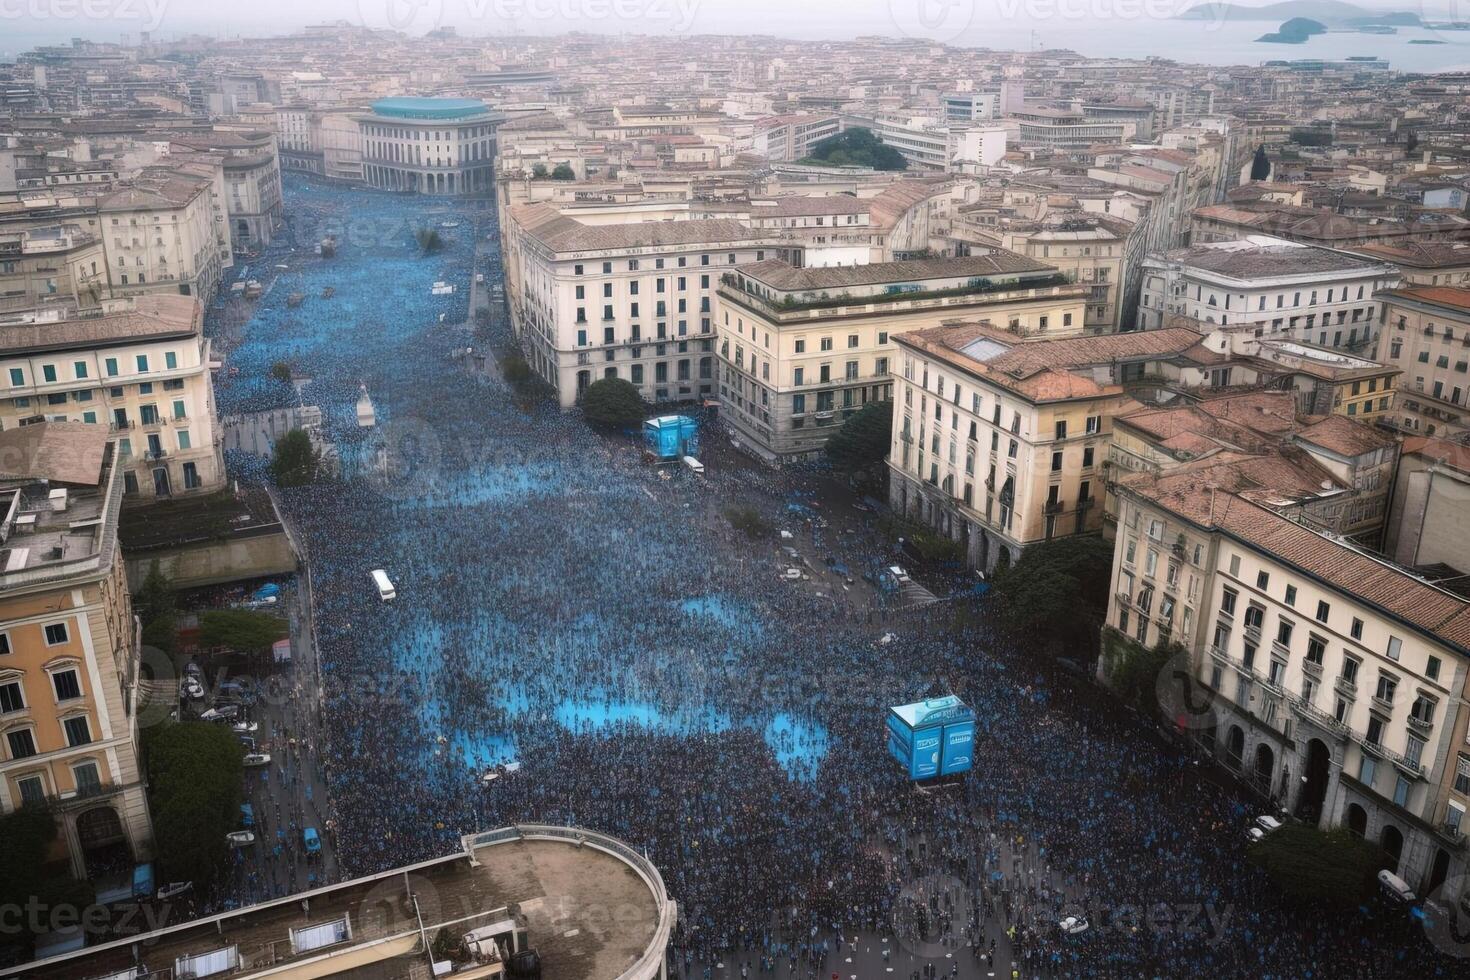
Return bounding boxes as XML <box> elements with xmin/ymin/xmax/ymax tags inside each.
<box><xmin>200</xmin><ymin>176</ymin><xmax>1465</xmax><ymax>978</ymax></box>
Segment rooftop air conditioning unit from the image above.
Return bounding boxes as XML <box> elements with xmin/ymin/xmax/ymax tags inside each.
<box><xmin>48</xmin><ymin>489</ymin><xmax>67</xmax><ymax>512</ymax></box>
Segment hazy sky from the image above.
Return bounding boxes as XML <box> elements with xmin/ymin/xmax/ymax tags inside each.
<box><xmin>2</xmin><ymin>0</ymin><xmax>1466</xmax><ymax>54</ymax></box>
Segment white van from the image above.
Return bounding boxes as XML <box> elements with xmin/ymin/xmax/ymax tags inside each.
<box><xmin>682</xmin><ymin>455</ymin><xmax>704</xmax><ymax>476</ymax></box>
<box><xmin>1378</xmin><ymin>869</ymin><xmax>1415</xmax><ymax>904</ymax></box>
<box><xmin>371</xmin><ymin>569</ymin><xmax>396</xmax><ymax>601</ymax></box>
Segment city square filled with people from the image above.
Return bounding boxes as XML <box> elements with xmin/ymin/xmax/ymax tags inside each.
<box><xmin>207</xmin><ymin>177</ymin><xmax>1462</xmax><ymax>978</ymax></box>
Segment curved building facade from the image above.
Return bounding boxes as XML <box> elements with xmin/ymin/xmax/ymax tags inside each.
<box><xmin>12</xmin><ymin>824</ymin><xmax>677</xmax><ymax>980</ymax></box>
<box><xmin>359</xmin><ymin>97</ymin><xmax>503</xmax><ymax>195</ymax></box>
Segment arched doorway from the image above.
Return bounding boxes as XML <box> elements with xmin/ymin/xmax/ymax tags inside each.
<box><xmin>1296</xmin><ymin>738</ymin><xmax>1330</xmax><ymax>824</ymax></box>
<box><xmin>994</xmin><ymin>548</ymin><xmax>1011</xmax><ymax>574</ymax></box>
<box><xmin>1381</xmin><ymin>825</ymin><xmax>1404</xmax><ymax>873</ymax></box>
<box><xmin>1226</xmin><ymin>725</ymin><xmax>1245</xmax><ymax>770</ymax></box>
<box><xmin>1346</xmin><ymin>803</ymin><xmax>1367</xmax><ymax>837</ymax></box>
<box><xmin>1428</xmin><ymin>848</ymin><xmax>1451</xmax><ymax>897</ymax></box>
<box><xmin>1254</xmin><ymin>743</ymin><xmax>1274</xmax><ymax>793</ymax></box>
<box><xmin>76</xmin><ymin>806</ymin><xmax>129</xmax><ymax>878</ymax></box>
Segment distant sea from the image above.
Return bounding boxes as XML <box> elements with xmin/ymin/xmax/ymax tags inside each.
<box><xmin>2</xmin><ymin>18</ymin><xmax>1469</xmax><ymax>72</ymax></box>
<box><xmin>960</xmin><ymin>21</ymin><xmax>1470</xmax><ymax>70</ymax></box>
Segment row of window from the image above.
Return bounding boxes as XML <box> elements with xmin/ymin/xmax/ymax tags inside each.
<box><xmin>575</xmin><ymin>275</ymin><xmax>712</xmax><ymax>299</ymax></box>
<box><xmin>1195</xmin><ymin>283</ymin><xmax>1370</xmax><ymax>310</ymax></box>
<box><xmin>7</xmin><ymin>351</ymin><xmax>181</xmax><ymax>388</ymax></box>
<box><xmin>574</xmin><ymin>298</ymin><xmax>711</xmax><ymax>322</ymax></box>
<box><xmin>0</xmin><ymin>665</ymin><xmax>85</xmax><ymax>714</ymax></box>
<box><xmin>573</xmin><ymin>254</ymin><xmax>740</xmax><ymax>276</ymax></box>
<box><xmin>8</xmin><ymin>757</ymin><xmax>104</xmax><ymax>808</ymax></box>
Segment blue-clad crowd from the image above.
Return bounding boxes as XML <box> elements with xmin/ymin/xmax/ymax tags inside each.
<box><xmin>205</xmin><ymin>177</ymin><xmax>1461</xmax><ymax>978</ymax></box>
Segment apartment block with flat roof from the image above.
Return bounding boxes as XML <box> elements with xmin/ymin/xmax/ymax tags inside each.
<box><xmin>715</xmin><ymin>255</ymin><xmax>1086</xmax><ymax>463</ymax></box>
<box><xmin>0</xmin><ymin>423</ymin><xmax>153</xmax><ymax>882</ymax></box>
<box><xmin>1376</xmin><ymin>286</ymin><xmax>1470</xmax><ymax>441</ymax></box>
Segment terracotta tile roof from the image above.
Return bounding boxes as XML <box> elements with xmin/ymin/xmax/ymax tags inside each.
<box><xmin>1117</xmin><ymin>403</ymin><xmax>1278</xmax><ymax>457</ymax></box>
<box><xmin>1209</xmin><ymin>494</ymin><xmax>1470</xmax><ymax>651</ymax></box>
<box><xmin>1379</xmin><ymin>285</ymin><xmax>1470</xmax><ymax>314</ymax></box>
<box><xmin>0</xmin><ymin>421</ymin><xmax>108</xmax><ymax>486</ymax></box>
<box><xmin>1293</xmin><ymin>414</ymin><xmax>1396</xmax><ymax>458</ymax></box>
<box><xmin>1401</xmin><ymin>435</ymin><xmax>1470</xmax><ymax>474</ymax></box>
<box><xmin>1124</xmin><ymin>479</ymin><xmax>1470</xmax><ymax>651</ymax></box>
<box><xmin>509</xmin><ymin>202</ymin><xmax>765</xmax><ymax>252</ymax></box>
<box><xmin>1195</xmin><ymin>391</ymin><xmax>1303</xmax><ymax>436</ymax></box>
<box><xmin>0</xmin><ymin>295</ymin><xmax>201</xmax><ymax>355</ymax></box>
<box><xmin>895</xmin><ymin>323</ymin><xmax>1200</xmax><ymax>404</ymax></box>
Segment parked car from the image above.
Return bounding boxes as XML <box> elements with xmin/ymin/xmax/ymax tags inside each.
<box><xmin>200</xmin><ymin>704</ymin><xmax>239</xmax><ymax>722</ymax></box>
<box><xmin>240</xmin><ymin>803</ymin><xmax>255</xmax><ymax>828</ymax></box>
<box><xmin>303</xmin><ymin>827</ymin><xmax>321</xmax><ymax>857</ymax></box>
<box><xmin>242</xmin><ymin>753</ymin><xmax>271</xmax><ymax>768</ymax></box>
<box><xmin>232</xmin><ymin>720</ymin><xmax>259</xmax><ymax>734</ymax></box>
<box><xmin>156</xmin><ymin>881</ymin><xmax>193</xmax><ymax>901</ymax></box>
<box><xmin>1059</xmin><ymin>915</ymin><xmax>1090</xmax><ymax>935</ymax></box>
<box><xmin>225</xmin><ymin>831</ymin><xmax>255</xmax><ymax>848</ymax></box>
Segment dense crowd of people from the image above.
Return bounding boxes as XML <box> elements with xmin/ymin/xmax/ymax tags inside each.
<box><xmin>206</xmin><ymin>177</ymin><xmax>1462</xmax><ymax>978</ymax></box>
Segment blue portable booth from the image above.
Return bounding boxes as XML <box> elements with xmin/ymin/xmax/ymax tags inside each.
<box><xmin>887</xmin><ymin>695</ymin><xmax>976</xmax><ymax>780</ymax></box>
<box><xmin>643</xmin><ymin>415</ymin><xmax>699</xmax><ymax>460</ymax></box>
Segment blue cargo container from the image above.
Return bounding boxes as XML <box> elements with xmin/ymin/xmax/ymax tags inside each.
<box><xmin>643</xmin><ymin>415</ymin><xmax>699</xmax><ymax>460</ymax></box>
<box><xmin>887</xmin><ymin>695</ymin><xmax>976</xmax><ymax>781</ymax></box>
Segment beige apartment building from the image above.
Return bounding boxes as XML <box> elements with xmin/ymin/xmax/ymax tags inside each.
<box><xmin>0</xmin><ymin>224</ymin><xmax>109</xmax><ymax>313</ymax></box>
<box><xmin>1377</xmin><ymin>286</ymin><xmax>1470</xmax><ymax>441</ymax></box>
<box><xmin>0</xmin><ymin>295</ymin><xmax>224</xmax><ymax>499</ymax></box>
<box><xmin>714</xmin><ymin>256</ymin><xmax>1087</xmax><ymax>462</ymax></box>
<box><xmin>0</xmin><ymin>424</ymin><xmax>153</xmax><ymax>879</ymax></box>
<box><xmin>503</xmin><ymin>201</ymin><xmax>775</xmax><ymax>408</ymax></box>
<box><xmin>97</xmin><ymin>169</ymin><xmax>229</xmax><ymax>302</ymax></box>
<box><xmin>1103</xmin><ymin>480</ymin><xmax>1470</xmax><ymax>902</ymax></box>
<box><xmin>887</xmin><ymin>323</ymin><xmax>1203</xmax><ymax>572</ymax></box>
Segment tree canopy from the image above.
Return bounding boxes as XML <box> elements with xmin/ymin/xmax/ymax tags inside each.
<box><xmin>990</xmin><ymin>535</ymin><xmax>1114</xmax><ymax>655</ymax></box>
<box><xmin>1248</xmin><ymin>825</ymin><xmax>1388</xmax><ymax>906</ymax></box>
<box><xmin>531</xmin><ymin>163</ymin><xmax>549</xmax><ymax>178</ymax></box>
<box><xmin>136</xmin><ymin>560</ymin><xmax>179</xmax><ymax>656</ymax></box>
<box><xmin>551</xmin><ymin>162</ymin><xmax>576</xmax><ymax>180</ymax></box>
<box><xmin>799</xmin><ymin>128</ymin><xmax>907</xmax><ymax>171</ymax></box>
<box><xmin>0</xmin><ymin>807</ymin><xmax>96</xmax><ymax>949</ymax></box>
<box><xmin>144</xmin><ymin>722</ymin><xmax>245</xmax><ymax>888</ymax></box>
<box><xmin>580</xmin><ymin>377</ymin><xmax>645</xmax><ymax>431</ymax></box>
<box><xmin>825</xmin><ymin>400</ymin><xmax>893</xmax><ymax>471</ymax></box>
<box><xmin>270</xmin><ymin>429</ymin><xmax>319</xmax><ymax>487</ymax></box>
<box><xmin>199</xmin><ymin>609</ymin><xmax>288</xmax><ymax>654</ymax></box>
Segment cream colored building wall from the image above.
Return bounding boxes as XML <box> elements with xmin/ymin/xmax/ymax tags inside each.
<box><xmin>1380</xmin><ymin>297</ymin><xmax>1470</xmax><ymax>440</ymax></box>
<box><xmin>0</xmin><ymin>335</ymin><xmax>224</xmax><ymax>498</ymax></box>
<box><xmin>0</xmin><ymin>556</ymin><xmax>152</xmax><ymax>873</ymax></box>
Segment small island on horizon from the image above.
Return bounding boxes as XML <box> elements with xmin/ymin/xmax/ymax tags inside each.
<box><xmin>1257</xmin><ymin>17</ymin><xmax>1328</xmax><ymax>43</ymax></box>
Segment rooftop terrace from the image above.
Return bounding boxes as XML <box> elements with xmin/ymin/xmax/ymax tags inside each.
<box><xmin>9</xmin><ymin>825</ymin><xmax>674</xmax><ymax>980</ymax></box>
